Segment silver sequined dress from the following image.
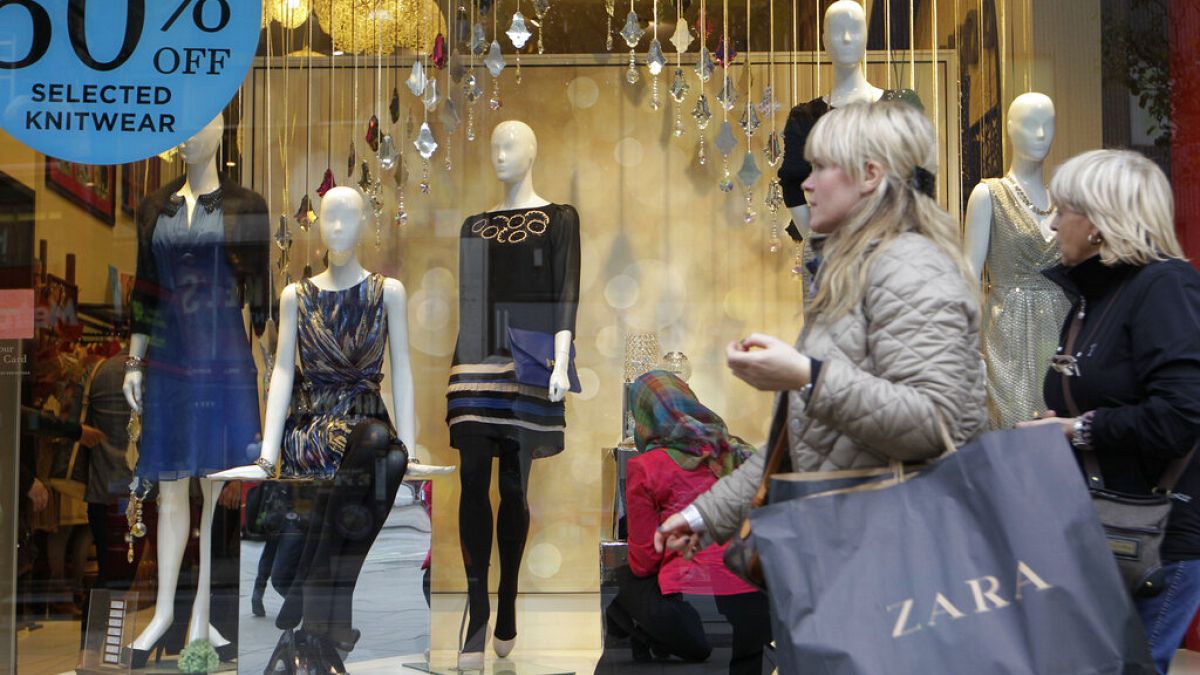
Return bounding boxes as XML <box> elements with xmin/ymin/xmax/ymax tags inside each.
<box><xmin>981</xmin><ymin>178</ymin><xmax>1071</xmax><ymax>429</ymax></box>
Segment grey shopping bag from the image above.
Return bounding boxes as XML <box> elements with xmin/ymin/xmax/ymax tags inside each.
<box><xmin>751</xmin><ymin>425</ymin><xmax>1154</xmax><ymax>675</ymax></box>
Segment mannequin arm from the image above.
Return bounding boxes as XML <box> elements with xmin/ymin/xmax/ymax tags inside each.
<box><xmin>548</xmin><ymin>329</ymin><xmax>573</xmax><ymax>403</ymax></box>
<box><xmin>964</xmin><ymin>183</ymin><xmax>994</xmax><ymax>281</ymax></box>
<box><xmin>210</xmin><ymin>284</ymin><xmax>299</xmax><ymax>479</ymax></box>
<box><xmin>121</xmin><ymin>333</ymin><xmax>149</xmax><ymax>412</ymax></box>
<box><xmin>383</xmin><ymin>279</ymin><xmax>416</xmax><ymax>453</ymax></box>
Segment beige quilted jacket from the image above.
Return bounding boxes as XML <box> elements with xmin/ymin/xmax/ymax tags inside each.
<box><xmin>693</xmin><ymin>232</ymin><xmax>988</xmax><ymax>542</ymax></box>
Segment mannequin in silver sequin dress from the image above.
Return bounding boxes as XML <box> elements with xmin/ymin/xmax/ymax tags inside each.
<box><xmin>965</xmin><ymin>93</ymin><xmax>1071</xmax><ymax>429</ymax></box>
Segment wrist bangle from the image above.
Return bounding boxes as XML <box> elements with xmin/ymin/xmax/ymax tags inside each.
<box><xmin>123</xmin><ymin>356</ymin><xmax>145</xmax><ymax>372</ymax></box>
<box><xmin>1071</xmin><ymin>412</ymin><xmax>1095</xmax><ymax>450</ymax></box>
<box><xmin>254</xmin><ymin>457</ymin><xmax>277</xmax><ymax>477</ymax></box>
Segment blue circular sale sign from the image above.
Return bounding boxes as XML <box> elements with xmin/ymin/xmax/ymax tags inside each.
<box><xmin>0</xmin><ymin>0</ymin><xmax>261</xmax><ymax>165</ymax></box>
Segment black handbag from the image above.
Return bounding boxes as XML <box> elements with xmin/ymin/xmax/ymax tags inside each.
<box><xmin>1058</xmin><ymin>286</ymin><xmax>1195</xmax><ymax>598</ymax></box>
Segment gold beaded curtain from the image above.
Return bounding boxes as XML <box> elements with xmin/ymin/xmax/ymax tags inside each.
<box><xmin>263</xmin><ymin>0</ymin><xmax>446</xmax><ymax>53</ymax></box>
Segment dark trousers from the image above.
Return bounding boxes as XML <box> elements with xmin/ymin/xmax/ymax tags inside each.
<box><xmin>714</xmin><ymin>592</ymin><xmax>773</xmax><ymax>675</ymax></box>
<box><xmin>606</xmin><ymin>566</ymin><xmax>711</xmax><ymax>662</ymax></box>
<box><xmin>456</xmin><ymin>430</ymin><xmax>533</xmax><ymax>649</ymax></box>
<box><xmin>276</xmin><ymin>420</ymin><xmax>408</xmax><ymax>646</ymax></box>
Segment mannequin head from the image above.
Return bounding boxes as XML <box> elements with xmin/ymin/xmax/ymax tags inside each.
<box><xmin>491</xmin><ymin>121</ymin><xmax>538</xmax><ymax>184</ymax></box>
<box><xmin>1007</xmin><ymin>93</ymin><xmax>1055</xmax><ymax>164</ymax></box>
<box><xmin>177</xmin><ymin>114</ymin><xmax>224</xmax><ymax>166</ymax></box>
<box><xmin>319</xmin><ymin>187</ymin><xmax>365</xmax><ymax>263</ymax></box>
<box><xmin>824</xmin><ymin>0</ymin><xmax>869</xmax><ymax>67</ymax></box>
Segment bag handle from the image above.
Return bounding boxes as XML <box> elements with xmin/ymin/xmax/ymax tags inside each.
<box><xmin>751</xmin><ymin>395</ymin><xmax>811</xmax><ymax>509</ymax></box>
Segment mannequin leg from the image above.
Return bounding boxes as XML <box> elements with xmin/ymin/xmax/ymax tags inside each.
<box><xmin>494</xmin><ymin>440</ymin><xmax>532</xmax><ymax>642</ymax></box>
<box><xmin>130</xmin><ymin>480</ymin><xmax>189</xmax><ymax>651</ymax></box>
<box><xmin>456</xmin><ymin>438</ymin><xmax>498</xmax><ymax>653</ymax></box>
<box><xmin>190</xmin><ymin>479</ymin><xmax>230</xmax><ymax>647</ymax></box>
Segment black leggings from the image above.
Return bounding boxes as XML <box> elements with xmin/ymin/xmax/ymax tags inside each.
<box><xmin>456</xmin><ymin>431</ymin><xmax>533</xmax><ymax>649</ymax></box>
<box><xmin>276</xmin><ymin>420</ymin><xmax>408</xmax><ymax>646</ymax></box>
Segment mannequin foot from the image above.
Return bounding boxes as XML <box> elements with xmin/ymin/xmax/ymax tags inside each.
<box><xmin>123</xmin><ymin>636</ymin><xmax>166</xmax><ymax>669</ymax></box>
<box><xmin>493</xmin><ymin>634</ymin><xmax>516</xmax><ymax>658</ymax></box>
<box><xmin>457</xmin><ymin>648</ymin><xmax>484</xmax><ymax>671</ymax></box>
<box><xmin>128</xmin><ymin>616</ymin><xmax>172</xmax><ymax>654</ymax></box>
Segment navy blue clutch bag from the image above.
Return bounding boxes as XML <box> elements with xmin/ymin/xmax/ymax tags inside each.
<box><xmin>507</xmin><ymin>326</ymin><xmax>582</xmax><ymax>393</ymax></box>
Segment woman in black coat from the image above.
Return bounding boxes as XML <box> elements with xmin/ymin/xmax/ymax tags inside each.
<box><xmin>1020</xmin><ymin>149</ymin><xmax>1200</xmax><ymax>674</ymax></box>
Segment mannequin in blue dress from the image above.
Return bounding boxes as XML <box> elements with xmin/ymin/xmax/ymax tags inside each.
<box><xmin>122</xmin><ymin>114</ymin><xmax>268</xmax><ymax>666</ymax></box>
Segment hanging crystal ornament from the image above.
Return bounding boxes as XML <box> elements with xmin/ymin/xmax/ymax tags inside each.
<box><xmin>486</xmin><ymin>40</ymin><xmax>506</xmax><ymax>77</ymax></box>
<box><xmin>365</xmin><ymin>114</ymin><xmax>380</xmax><ymax>152</ymax></box>
<box><xmin>670</xmin><ymin>68</ymin><xmax>689</xmax><ymax>102</ymax></box>
<box><xmin>389</xmin><ymin>87</ymin><xmax>401</xmax><ymax>124</ymax></box>
<box><xmin>441</xmin><ymin>96</ymin><xmax>461</xmax><ymax>134</ymax></box>
<box><xmin>274</xmin><ymin>214</ymin><xmax>293</xmax><ymax>253</ymax></box>
<box><xmin>422</xmin><ymin>79</ymin><xmax>439</xmax><ymax>112</ymax></box>
<box><xmin>378</xmin><ymin>134</ymin><xmax>399</xmax><ymax>171</ymax></box>
<box><xmin>507</xmin><ymin>11</ymin><xmax>531</xmax><ymax>48</ymax></box>
<box><xmin>757</xmin><ymin>86</ymin><xmax>780</xmax><ymax>116</ymax></box>
<box><xmin>464</xmin><ymin>73</ymin><xmax>483</xmax><ymax>102</ymax></box>
<box><xmin>294</xmin><ymin>194</ymin><xmax>316</xmax><ymax>230</ymax></box>
<box><xmin>717</xmin><ymin>74</ymin><xmax>736</xmax><ymax>111</ymax></box>
<box><xmin>472</xmin><ymin>23</ymin><xmax>488</xmax><ymax>54</ymax></box>
<box><xmin>347</xmin><ymin>140</ymin><xmax>356</xmax><ymax>178</ymax></box>
<box><xmin>670</xmin><ymin>20</ymin><xmax>692</xmax><ymax>53</ymax></box>
<box><xmin>317</xmin><ymin>168</ymin><xmax>336</xmax><ymax>197</ymax></box>
<box><xmin>414</xmin><ymin>122</ymin><xmax>438</xmax><ymax>160</ymax></box>
<box><xmin>604</xmin><ymin>0</ymin><xmax>615</xmax><ymax>50</ymax></box>
<box><xmin>358</xmin><ymin>160</ymin><xmax>372</xmax><ymax>191</ymax></box>
<box><xmin>737</xmin><ymin>151</ymin><xmax>761</xmax><ymax>222</ymax></box>
<box><xmin>764</xmin><ymin>131</ymin><xmax>782</xmax><ymax>167</ymax></box>
<box><xmin>739</xmin><ymin>102</ymin><xmax>760</xmax><ymax>136</ymax></box>
<box><xmin>694</xmin><ymin>46</ymin><xmax>714</xmax><ymax>82</ymax></box>
<box><xmin>715</xmin><ymin>121</ymin><xmax>737</xmax><ymax>192</ymax></box>
<box><xmin>692</xmin><ymin>94</ymin><xmax>712</xmax><ymax>164</ymax></box>
<box><xmin>646</xmin><ymin>39</ymin><xmax>666</xmax><ymax>109</ymax></box>
<box><xmin>714</xmin><ymin>38</ymin><xmax>736</xmax><ymax>66</ymax></box>
<box><xmin>620</xmin><ymin>10</ymin><xmax>643</xmax><ymax>85</ymax></box>
<box><xmin>407</xmin><ymin>60</ymin><xmax>427</xmax><ymax>97</ymax></box>
<box><xmin>433</xmin><ymin>33</ymin><xmax>448</xmax><ymax>69</ymax></box>
<box><xmin>765</xmin><ymin>177</ymin><xmax>784</xmax><ymax>252</ymax></box>
<box><xmin>532</xmin><ymin>0</ymin><xmax>550</xmax><ymax>54</ymax></box>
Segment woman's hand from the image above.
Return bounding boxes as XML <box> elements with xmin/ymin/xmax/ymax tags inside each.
<box><xmin>1015</xmin><ymin>410</ymin><xmax>1075</xmax><ymax>441</ymax></box>
<box><xmin>654</xmin><ymin>512</ymin><xmax>703</xmax><ymax>559</ymax></box>
<box><xmin>726</xmin><ymin>333</ymin><xmax>812</xmax><ymax>391</ymax></box>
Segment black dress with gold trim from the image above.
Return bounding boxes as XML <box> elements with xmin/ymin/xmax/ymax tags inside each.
<box><xmin>447</xmin><ymin>204</ymin><xmax>581</xmax><ymax>458</ymax></box>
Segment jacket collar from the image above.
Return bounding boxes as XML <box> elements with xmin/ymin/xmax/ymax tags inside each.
<box><xmin>162</xmin><ymin>187</ymin><xmax>223</xmax><ymax>217</ymax></box>
<box><xmin>1043</xmin><ymin>255</ymin><xmax>1138</xmax><ymax>301</ymax></box>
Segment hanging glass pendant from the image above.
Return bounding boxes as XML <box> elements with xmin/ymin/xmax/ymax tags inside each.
<box><xmin>489</xmin><ymin>78</ymin><xmax>503</xmax><ymax>111</ymax></box>
<box><xmin>764</xmin><ymin>131</ymin><xmax>782</xmax><ymax>167</ymax></box>
<box><xmin>432</xmin><ymin>34</ymin><xmax>448</xmax><ymax>69</ymax></box>
<box><xmin>694</xmin><ymin>46</ymin><xmax>714</xmax><ymax>82</ymax></box>
<box><xmin>507</xmin><ymin>11</ymin><xmax>532</xmax><ymax>48</ymax></box>
<box><xmin>414</xmin><ymin>122</ymin><xmax>438</xmax><ymax>160</ymax></box>
<box><xmin>485</xmin><ymin>40</ymin><xmax>506</xmax><ymax>78</ymax></box>
<box><xmin>604</xmin><ymin>0</ymin><xmax>615</xmax><ymax>51</ymax></box>
<box><xmin>715</xmin><ymin>121</ymin><xmax>737</xmax><ymax>157</ymax></box>
<box><xmin>365</xmin><ymin>114</ymin><xmax>380</xmax><ymax>152</ymax></box>
<box><xmin>715</xmin><ymin>38</ymin><xmax>737</xmax><ymax>67</ymax></box>
<box><xmin>620</xmin><ymin>11</ymin><xmax>644</xmax><ymax>47</ymax></box>
<box><xmin>472</xmin><ymin>23</ymin><xmax>488</xmax><ymax>54</ymax></box>
<box><xmin>670</xmin><ymin>20</ymin><xmax>693</xmax><ymax>53</ymax></box>
<box><xmin>464</xmin><ymin>73</ymin><xmax>483</xmax><ymax>102</ymax></box>
<box><xmin>766</xmin><ymin>177</ymin><xmax>784</xmax><ymax>210</ymax></box>
<box><xmin>316</xmin><ymin>168</ymin><xmax>336</xmax><ymax>197</ymax></box>
<box><xmin>670</xmin><ymin>68</ymin><xmax>689</xmax><ymax>102</ymax></box>
<box><xmin>358</xmin><ymin>160</ymin><xmax>372</xmax><ymax>191</ymax></box>
<box><xmin>274</xmin><ymin>214</ymin><xmax>293</xmax><ymax>253</ymax></box>
<box><xmin>422</xmin><ymin>79</ymin><xmax>439</xmax><ymax>112</ymax></box>
<box><xmin>395</xmin><ymin>187</ymin><xmax>408</xmax><ymax>228</ymax></box>
<box><xmin>450</xmin><ymin>53</ymin><xmax>466</xmax><ymax>83</ymax></box>
<box><xmin>407</xmin><ymin>60</ymin><xmax>427</xmax><ymax>97</ymax></box>
<box><xmin>738</xmin><ymin>151</ymin><xmax>762</xmax><ymax>187</ymax></box>
<box><xmin>440</xmin><ymin>96</ymin><xmax>461</xmax><ymax>134</ymax></box>
<box><xmin>717</xmin><ymin>75</ymin><xmax>737</xmax><ymax>111</ymax></box>
<box><xmin>294</xmin><ymin>194</ymin><xmax>315</xmax><ymax>231</ymax></box>
<box><xmin>646</xmin><ymin>39</ymin><xmax>666</xmax><ymax>76</ymax></box>
<box><xmin>347</xmin><ymin>141</ymin><xmax>356</xmax><ymax>177</ymax></box>
<box><xmin>532</xmin><ymin>0</ymin><xmax>550</xmax><ymax>54</ymax></box>
<box><xmin>757</xmin><ymin>86</ymin><xmax>779</xmax><ymax>116</ymax></box>
<box><xmin>691</xmin><ymin>94</ymin><xmax>712</xmax><ymax>129</ymax></box>
<box><xmin>389</xmin><ymin>87</ymin><xmax>401</xmax><ymax>124</ymax></box>
<box><xmin>378</xmin><ymin>134</ymin><xmax>399</xmax><ymax>171</ymax></box>
<box><xmin>740</xmin><ymin>103</ymin><xmax>760</xmax><ymax>137</ymax></box>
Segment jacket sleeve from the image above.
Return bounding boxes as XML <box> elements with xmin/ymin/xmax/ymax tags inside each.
<box><xmin>550</xmin><ymin>205</ymin><xmax>581</xmax><ymax>335</ymax></box>
<box><xmin>689</xmin><ymin>447</ymin><xmax>767</xmax><ymax>544</ymax></box>
<box><xmin>805</xmin><ymin>242</ymin><xmax>984</xmax><ymax>460</ymax></box>
<box><xmin>1093</xmin><ymin>270</ymin><xmax>1200</xmax><ymax>459</ymax></box>
<box><xmin>130</xmin><ymin>201</ymin><xmax>161</xmax><ymax>336</ymax></box>
<box><xmin>625</xmin><ymin>457</ymin><xmax>664</xmax><ymax>577</ymax></box>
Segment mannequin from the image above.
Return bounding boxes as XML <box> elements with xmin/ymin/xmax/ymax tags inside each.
<box><xmin>963</xmin><ymin>93</ymin><xmax>1069</xmax><ymax>428</ymax></box>
<box><xmin>447</xmin><ymin>120</ymin><xmax>580</xmax><ymax>669</ymax></box>
<box><xmin>213</xmin><ymin>186</ymin><xmax>413</xmax><ymax>670</ymax></box>
<box><xmin>123</xmin><ymin>113</ymin><xmax>269</xmax><ymax>666</ymax></box>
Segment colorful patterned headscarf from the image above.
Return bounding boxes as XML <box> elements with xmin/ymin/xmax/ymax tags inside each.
<box><xmin>631</xmin><ymin>370</ymin><xmax>754</xmax><ymax>478</ymax></box>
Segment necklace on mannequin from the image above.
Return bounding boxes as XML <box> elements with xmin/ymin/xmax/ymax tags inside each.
<box><xmin>1002</xmin><ymin>175</ymin><xmax>1055</xmax><ymax>217</ymax></box>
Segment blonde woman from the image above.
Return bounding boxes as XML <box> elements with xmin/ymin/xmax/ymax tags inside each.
<box><xmin>655</xmin><ymin>101</ymin><xmax>987</xmax><ymax>550</ymax></box>
<box><xmin>1018</xmin><ymin>149</ymin><xmax>1200</xmax><ymax>674</ymax></box>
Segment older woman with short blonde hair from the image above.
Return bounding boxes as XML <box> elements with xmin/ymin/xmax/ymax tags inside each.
<box><xmin>1020</xmin><ymin>149</ymin><xmax>1200</xmax><ymax>674</ymax></box>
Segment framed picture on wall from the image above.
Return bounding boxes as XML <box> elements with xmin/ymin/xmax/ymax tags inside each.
<box><xmin>120</xmin><ymin>158</ymin><xmax>162</xmax><ymax>216</ymax></box>
<box><xmin>44</xmin><ymin>159</ymin><xmax>116</xmax><ymax>226</ymax></box>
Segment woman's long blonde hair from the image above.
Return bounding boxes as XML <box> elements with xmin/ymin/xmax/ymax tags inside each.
<box><xmin>804</xmin><ymin>101</ymin><xmax>976</xmax><ymax>320</ymax></box>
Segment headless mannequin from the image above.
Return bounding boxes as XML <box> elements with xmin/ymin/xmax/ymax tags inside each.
<box><xmin>122</xmin><ymin>114</ymin><xmax>234</xmax><ymax>657</ymax></box>
<box><xmin>455</xmin><ymin>120</ymin><xmax>577</xmax><ymax>667</ymax></box>
<box><xmin>965</xmin><ymin>93</ymin><xmax>1057</xmax><ymax>277</ymax></box>
<box><xmin>213</xmin><ymin>187</ymin><xmax>413</xmax><ymax>666</ymax></box>
<box><xmin>788</xmin><ymin>0</ymin><xmax>883</xmax><ymax>234</ymax></box>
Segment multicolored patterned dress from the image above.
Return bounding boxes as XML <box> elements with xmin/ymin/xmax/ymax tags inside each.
<box><xmin>280</xmin><ymin>273</ymin><xmax>395</xmax><ymax>478</ymax></box>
